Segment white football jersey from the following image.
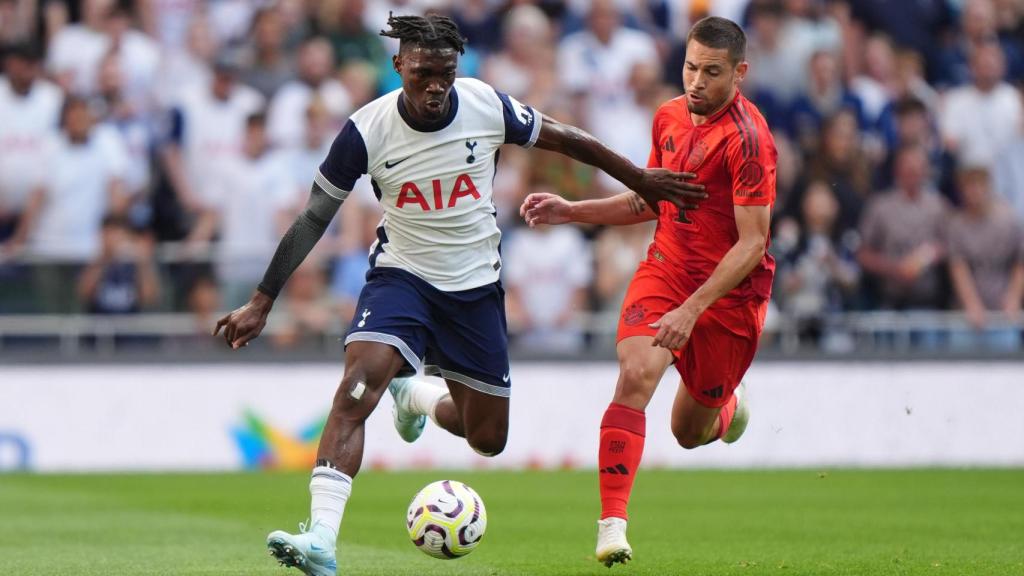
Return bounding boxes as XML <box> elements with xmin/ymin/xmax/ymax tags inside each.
<box><xmin>316</xmin><ymin>77</ymin><xmax>542</xmax><ymax>291</ymax></box>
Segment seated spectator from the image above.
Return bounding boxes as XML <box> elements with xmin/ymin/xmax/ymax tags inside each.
<box><xmin>328</xmin><ymin>176</ymin><xmax>381</xmax><ymax>323</ymax></box>
<box><xmin>858</xmin><ymin>144</ymin><xmax>950</xmax><ymax>311</ymax></box>
<box><xmin>201</xmin><ymin>112</ymin><xmax>295</xmax><ymax>309</ymax></box>
<box><xmin>102</xmin><ymin>3</ymin><xmax>161</xmax><ymax>113</ymax></box>
<box><xmin>272</xmin><ymin>259</ymin><xmax>335</xmax><ymax>349</ymax></box>
<box><xmin>593</xmin><ymin>219</ymin><xmax>655</xmax><ymax>313</ymax></box>
<box><xmin>504</xmin><ymin>197</ymin><xmax>593</xmax><ymax>354</ymax></box>
<box><xmin>787</xmin><ymin>49</ymin><xmax>866</xmax><ymax>152</ymax></box>
<box><xmin>745</xmin><ymin>0</ymin><xmax>798</xmax><ymax>118</ymax></box>
<box><xmin>186</xmin><ymin>272</ymin><xmax>221</xmax><ymax>339</ymax></box>
<box><xmin>318</xmin><ymin>0</ymin><xmax>387</xmax><ymax>68</ymax></box>
<box><xmin>847</xmin><ymin>0</ymin><xmax>956</xmax><ymax>84</ymax></box>
<box><xmin>77</xmin><ymin>215</ymin><xmax>158</xmax><ymax>314</ymax></box>
<box><xmin>774</xmin><ymin>181</ymin><xmax>859</xmax><ymax>345</ymax></box>
<box><xmin>0</xmin><ymin>0</ymin><xmax>33</xmax><ymax>48</ymax></box>
<box><xmin>283</xmin><ymin>99</ymin><xmax>332</xmax><ymax>215</ymax></box>
<box><xmin>45</xmin><ymin>0</ymin><xmax>111</xmax><ymax>96</ymax></box>
<box><xmin>23</xmin><ymin>97</ymin><xmax>129</xmax><ymax>313</ymax></box>
<box><xmin>267</xmin><ymin>36</ymin><xmax>351</xmax><ymax>148</ymax></box>
<box><xmin>154</xmin><ymin>14</ymin><xmax>216</xmax><ymax>110</ymax></box>
<box><xmin>160</xmin><ymin>53</ymin><xmax>265</xmax><ymax>239</ymax></box>
<box><xmin>850</xmin><ymin>33</ymin><xmax>899</xmax><ymax>129</ymax></box>
<box><xmin>947</xmin><ymin>167</ymin><xmax>1024</xmax><ymax>351</ymax></box>
<box><xmin>791</xmin><ymin>110</ymin><xmax>872</xmax><ymax>236</ymax></box>
<box><xmin>936</xmin><ymin>0</ymin><xmax>1024</xmax><ymax>87</ymax></box>
<box><xmin>481</xmin><ymin>4</ymin><xmax>558</xmax><ymax>112</ymax></box>
<box><xmin>992</xmin><ymin>95</ymin><xmax>1024</xmax><ymax>223</ymax></box>
<box><xmin>238</xmin><ymin>6</ymin><xmax>295</xmax><ymax>100</ymax></box>
<box><xmin>29</xmin><ymin>97</ymin><xmax>129</xmax><ymax>262</ymax></box>
<box><xmin>93</xmin><ymin>51</ymin><xmax>155</xmax><ymax>228</ymax></box>
<box><xmin>940</xmin><ymin>41</ymin><xmax>1022</xmax><ymax>170</ymax></box>
<box><xmin>557</xmin><ymin>0</ymin><xmax>658</xmax><ymax>181</ymax></box>
<box><xmin>876</xmin><ymin>97</ymin><xmax>955</xmax><ymax>202</ymax></box>
<box><xmin>0</xmin><ymin>42</ymin><xmax>62</xmax><ymax>253</ymax></box>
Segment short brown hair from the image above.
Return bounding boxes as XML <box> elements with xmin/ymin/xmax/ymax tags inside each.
<box><xmin>686</xmin><ymin>16</ymin><xmax>746</xmax><ymax>65</ymax></box>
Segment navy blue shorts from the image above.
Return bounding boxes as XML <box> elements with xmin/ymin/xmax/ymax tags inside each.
<box><xmin>344</xmin><ymin>267</ymin><xmax>511</xmax><ymax>397</ymax></box>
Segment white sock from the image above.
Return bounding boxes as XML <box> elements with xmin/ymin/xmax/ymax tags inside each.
<box><xmin>309</xmin><ymin>466</ymin><xmax>352</xmax><ymax>546</ymax></box>
<box><xmin>407</xmin><ymin>377</ymin><xmax>450</xmax><ymax>426</ymax></box>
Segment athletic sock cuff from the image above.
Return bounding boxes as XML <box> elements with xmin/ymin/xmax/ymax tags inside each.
<box><xmin>312</xmin><ymin>465</ymin><xmax>352</xmax><ymax>484</ymax></box>
<box><xmin>601</xmin><ymin>402</ymin><xmax>646</xmax><ymax>437</ymax></box>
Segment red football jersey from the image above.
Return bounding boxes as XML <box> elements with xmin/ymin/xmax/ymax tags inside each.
<box><xmin>646</xmin><ymin>91</ymin><xmax>777</xmax><ymax>304</ymax></box>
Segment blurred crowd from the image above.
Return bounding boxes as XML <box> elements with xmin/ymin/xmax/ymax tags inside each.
<box><xmin>1</xmin><ymin>0</ymin><xmax>1023</xmax><ymax>353</ymax></box>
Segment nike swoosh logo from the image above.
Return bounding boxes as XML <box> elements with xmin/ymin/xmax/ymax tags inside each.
<box><xmin>310</xmin><ymin>543</ymin><xmax>324</xmax><ymax>551</ymax></box>
<box><xmin>502</xmin><ymin>373</ymin><xmax>510</xmax><ymax>383</ymax></box>
<box><xmin>384</xmin><ymin>157</ymin><xmax>411</xmax><ymax>169</ymax></box>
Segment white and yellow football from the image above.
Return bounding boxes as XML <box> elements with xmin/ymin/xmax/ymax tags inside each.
<box><xmin>405</xmin><ymin>480</ymin><xmax>487</xmax><ymax>559</ymax></box>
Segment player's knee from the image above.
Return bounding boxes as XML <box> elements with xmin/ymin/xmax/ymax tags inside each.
<box><xmin>619</xmin><ymin>359</ymin><xmax>657</xmax><ymax>387</ymax></box>
<box><xmin>331</xmin><ymin>374</ymin><xmax>385</xmax><ymax>421</ymax></box>
<box><xmin>615</xmin><ymin>360</ymin><xmax>659</xmax><ymax>408</ymax></box>
<box><xmin>467</xmin><ymin>427</ymin><xmax>507</xmax><ymax>457</ymax></box>
<box><xmin>672</xmin><ymin>427</ymin><xmax>705</xmax><ymax>450</ymax></box>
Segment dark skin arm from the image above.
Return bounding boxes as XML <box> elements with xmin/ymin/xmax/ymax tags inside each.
<box><xmin>531</xmin><ymin>114</ymin><xmax>706</xmax><ymax>214</ymax></box>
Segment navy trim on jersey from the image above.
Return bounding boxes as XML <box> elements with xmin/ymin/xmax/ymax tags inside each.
<box><xmin>368</xmin><ymin>224</ymin><xmax>389</xmax><ymax>268</ymax></box>
<box><xmin>397</xmin><ymin>87</ymin><xmax>460</xmax><ymax>132</ymax></box>
<box><xmin>319</xmin><ymin>120</ymin><xmax>368</xmax><ymax>193</ymax></box>
<box><xmin>494</xmin><ymin>90</ymin><xmax>540</xmax><ymax>147</ymax></box>
<box><xmin>166</xmin><ymin>108</ymin><xmax>185</xmax><ymax>145</ymax></box>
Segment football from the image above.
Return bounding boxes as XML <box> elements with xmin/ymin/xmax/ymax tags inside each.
<box><xmin>406</xmin><ymin>480</ymin><xmax>487</xmax><ymax>559</ymax></box>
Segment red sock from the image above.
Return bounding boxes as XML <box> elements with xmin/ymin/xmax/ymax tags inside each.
<box><xmin>598</xmin><ymin>403</ymin><xmax>645</xmax><ymax>520</ymax></box>
<box><xmin>716</xmin><ymin>395</ymin><xmax>738</xmax><ymax>440</ymax></box>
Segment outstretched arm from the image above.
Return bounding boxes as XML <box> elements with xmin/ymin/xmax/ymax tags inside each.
<box><xmin>532</xmin><ymin>114</ymin><xmax>705</xmax><ymax>214</ymax></box>
<box><xmin>213</xmin><ymin>183</ymin><xmax>344</xmax><ymax>348</ymax></box>
<box><xmin>520</xmin><ymin>190</ymin><xmax>656</xmax><ymax>227</ymax></box>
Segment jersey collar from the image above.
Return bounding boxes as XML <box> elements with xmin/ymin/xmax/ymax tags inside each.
<box><xmin>397</xmin><ymin>86</ymin><xmax>460</xmax><ymax>133</ymax></box>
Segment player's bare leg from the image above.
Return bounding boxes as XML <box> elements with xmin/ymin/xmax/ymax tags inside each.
<box><xmin>385</xmin><ymin>374</ymin><xmax>507</xmax><ymax>453</ymax></box>
<box><xmin>267</xmin><ymin>341</ymin><xmax>405</xmax><ymax>576</ymax></box>
<box><xmin>387</xmin><ymin>376</ymin><xmax>467</xmax><ymax>442</ymax></box>
<box><xmin>596</xmin><ymin>336</ymin><xmax>673</xmax><ymax>567</ymax></box>
<box><xmin>670</xmin><ymin>379</ymin><xmax>749</xmax><ymax>449</ymax></box>
<box><xmin>444</xmin><ymin>380</ymin><xmax>509</xmax><ymax>456</ymax></box>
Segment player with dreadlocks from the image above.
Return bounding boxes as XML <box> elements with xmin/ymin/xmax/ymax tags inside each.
<box><xmin>215</xmin><ymin>13</ymin><xmax>705</xmax><ymax>575</ymax></box>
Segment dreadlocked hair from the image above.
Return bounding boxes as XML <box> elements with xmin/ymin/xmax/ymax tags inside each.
<box><xmin>380</xmin><ymin>12</ymin><xmax>466</xmax><ymax>55</ymax></box>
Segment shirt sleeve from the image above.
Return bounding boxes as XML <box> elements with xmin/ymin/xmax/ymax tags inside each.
<box><xmin>946</xmin><ymin>218</ymin><xmax>965</xmax><ymax>261</ymax></box>
<box><xmin>494</xmin><ymin>90</ymin><xmax>542</xmax><ymax>148</ymax></box>
<box><xmin>316</xmin><ymin>119</ymin><xmax>368</xmax><ymax>200</ymax></box>
<box><xmin>726</xmin><ymin>106</ymin><xmax>777</xmax><ymax>207</ymax></box>
<box><xmin>859</xmin><ymin>198</ymin><xmax>885</xmax><ymax>251</ymax></box>
<box><xmin>1013</xmin><ymin>221</ymin><xmax>1024</xmax><ymax>264</ymax></box>
<box><xmin>647</xmin><ymin>112</ymin><xmax>663</xmax><ymax>168</ymax></box>
<box><xmin>165</xmin><ymin>107</ymin><xmax>184</xmax><ymax>146</ymax></box>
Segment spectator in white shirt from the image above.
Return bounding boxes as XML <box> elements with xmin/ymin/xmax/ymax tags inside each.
<box><xmin>46</xmin><ymin>0</ymin><xmax>111</xmax><ymax>96</ymax></box>
<box><xmin>505</xmin><ymin>189</ymin><xmax>594</xmax><ymax>353</ymax></box>
<box><xmin>267</xmin><ymin>36</ymin><xmax>351</xmax><ymax>149</ymax></box>
<box><xmin>201</xmin><ymin>112</ymin><xmax>295</xmax><ymax>308</ymax></box>
<box><xmin>940</xmin><ymin>41</ymin><xmax>1024</xmax><ymax>169</ymax></box>
<box><xmin>154</xmin><ymin>13</ymin><xmax>216</xmax><ymax>110</ymax></box>
<box><xmin>28</xmin><ymin>97</ymin><xmax>129</xmax><ymax>263</ymax></box>
<box><xmin>0</xmin><ymin>43</ymin><xmax>62</xmax><ymax>252</ymax></box>
<box><xmin>103</xmin><ymin>4</ymin><xmax>161</xmax><ymax>113</ymax></box>
<box><xmin>160</xmin><ymin>54</ymin><xmax>264</xmax><ymax>229</ymax></box>
<box><xmin>557</xmin><ymin>0</ymin><xmax>659</xmax><ymax>194</ymax></box>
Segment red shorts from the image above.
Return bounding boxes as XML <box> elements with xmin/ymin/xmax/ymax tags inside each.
<box><xmin>616</xmin><ymin>257</ymin><xmax>769</xmax><ymax>408</ymax></box>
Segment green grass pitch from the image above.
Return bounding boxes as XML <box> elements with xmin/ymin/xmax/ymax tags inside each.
<box><xmin>1</xmin><ymin>469</ymin><xmax>1022</xmax><ymax>575</ymax></box>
